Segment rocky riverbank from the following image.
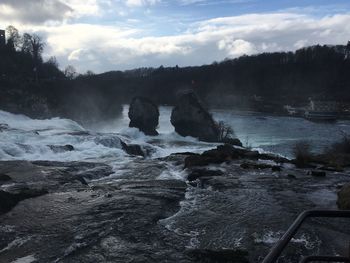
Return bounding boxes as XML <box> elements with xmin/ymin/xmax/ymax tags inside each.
<box><xmin>1</xmin><ymin>143</ymin><xmax>350</xmax><ymax>262</ymax></box>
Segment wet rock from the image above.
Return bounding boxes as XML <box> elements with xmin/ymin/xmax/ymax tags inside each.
<box><xmin>185</xmin><ymin>144</ymin><xmax>253</xmax><ymax>168</ymax></box>
<box><xmin>337</xmin><ymin>184</ymin><xmax>350</xmax><ymax>210</ymax></box>
<box><xmin>0</xmin><ymin>174</ymin><xmax>11</xmax><ymax>182</ymax></box>
<box><xmin>187</xmin><ymin>169</ymin><xmax>224</xmax><ymax>181</ymax></box>
<box><xmin>240</xmin><ymin>162</ymin><xmax>281</xmax><ymax>171</ymax></box>
<box><xmin>184</xmin><ymin>144</ymin><xmax>290</xmax><ymax>168</ymax></box>
<box><xmin>259</xmin><ymin>153</ymin><xmax>290</xmax><ymax>163</ymax></box>
<box><xmin>272</xmin><ymin>166</ymin><xmax>282</xmax><ymax>172</ymax></box>
<box><xmin>309</xmin><ymin>170</ymin><xmax>326</xmax><ymax>177</ymax></box>
<box><xmin>128</xmin><ymin>97</ymin><xmax>159</xmax><ymax>136</ymax></box>
<box><xmin>319</xmin><ymin>166</ymin><xmax>343</xmax><ymax>172</ymax></box>
<box><xmin>221</xmin><ymin>138</ymin><xmax>243</xmax><ymax>147</ymax></box>
<box><xmin>48</xmin><ymin>144</ymin><xmax>74</xmax><ymax>153</ymax></box>
<box><xmin>287</xmin><ymin>174</ymin><xmax>296</xmax><ymax>179</ymax></box>
<box><xmin>171</xmin><ymin>92</ymin><xmax>220</xmax><ymax>142</ymax></box>
<box><xmin>186</xmin><ymin>248</ymin><xmax>249</xmax><ymax>263</ymax></box>
<box><xmin>0</xmin><ymin>184</ymin><xmax>48</xmax><ymax>214</ymax></box>
<box><xmin>0</xmin><ymin>123</ymin><xmax>10</xmax><ymax>132</ymax></box>
<box><xmin>120</xmin><ymin>141</ymin><xmax>145</xmax><ymax>157</ymax></box>
<box><xmin>95</xmin><ymin>136</ymin><xmax>145</xmax><ymax>157</ymax></box>
<box><xmin>94</xmin><ymin>136</ymin><xmax>122</xmax><ymax>148</ymax></box>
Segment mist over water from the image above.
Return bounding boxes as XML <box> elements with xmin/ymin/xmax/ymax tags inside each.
<box><xmin>2</xmin><ymin>105</ymin><xmax>350</xmax><ymax>163</ymax></box>
<box><xmin>88</xmin><ymin>105</ymin><xmax>350</xmax><ymax>159</ymax></box>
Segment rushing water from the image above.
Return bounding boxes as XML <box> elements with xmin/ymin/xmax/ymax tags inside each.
<box><xmin>1</xmin><ymin>107</ymin><xmax>350</xmax><ymax>262</ymax></box>
<box><xmin>2</xmin><ymin>106</ymin><xmax>350</xmax><ymax>162</ymax></box>
<box><xmin>89</xmin><ymin>105</ymin><xmax>350</xmax><ymax>158</ymax></box>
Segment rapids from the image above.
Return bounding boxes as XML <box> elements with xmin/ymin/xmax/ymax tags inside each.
<box><xmin>1</xmin><ymin>107</ymin><xmax>350</xmax><ymax>262</ymax></box>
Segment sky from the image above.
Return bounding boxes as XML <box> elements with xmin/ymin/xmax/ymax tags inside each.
<box><xmin>0</xmin><ymin>0</ymin><xmax>350</xmax><ymax>73</ymax></box>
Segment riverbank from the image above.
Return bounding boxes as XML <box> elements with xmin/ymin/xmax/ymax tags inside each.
<box><xmin>1</xmin><ymin>143</ymin><xmax>350</xmax><ymax>262</ymax></box>
<box><xmin>1</xmin><ymin>108</ymin><xmax>350</xmax><ymax>262</ymax></box>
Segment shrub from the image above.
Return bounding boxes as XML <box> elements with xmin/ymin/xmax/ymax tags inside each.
<box><xmin>217</xmin><ymin>121</ymin><xmax>234</xmax><ymax>141</ymax></box>
<box><xmin>328</xmin><ymin>132</ymin><xmax>350</xmax><ymax>155</ymax></box>
<box><xmin>293</xmin><ymin>140</ymin><xmax>313</xmax><ymax>167</ymax></box>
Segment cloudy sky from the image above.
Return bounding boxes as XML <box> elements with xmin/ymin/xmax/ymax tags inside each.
<box><xmin>1</xmin><ymin>0</ymin><xmax>350</xmax><ymax>73</ymax></box>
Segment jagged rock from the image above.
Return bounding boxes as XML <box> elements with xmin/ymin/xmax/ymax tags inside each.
<box><xmin>171</xmin><ymin>92</ymin><xmax>220</xmax><ymax>142</ymax></box>
<box><xmin>94</xmin><ymin>136</ymin><xmax>145</xmax><ymax>157</ymax></box>
<box><xmin>309</xmin><ymin>170</ymin><xmax>326</xmax><ymax>177</ymax></box>
<box><xmin>128</xmin><ymin>97</ymin><xmax>159</xmax><ymax>136</ymax></box>
<box><xmin>184</xmin><ymin>144</ymin><xmax>289</xmax><ymax>168</ymax></box>
<box><xmin>187</xmin><ymin>169</ymin><xmax>224</xmax><ymax>181</ymax></box>
<box><xmin>48</xmin><ymin>144</ymin><xmax>74</xmax><ymax>153</ymax></box>
<box><xmin>185</xmin><ymin>144</ymin><xmax>249</xmax><ymax>168</ymax></box>
<box><xmin>121</xmin><ymin>141</ymin><xmax>145</xmax><ymax>157</ymax></box>
<box><xmin>186</xmin><ymin>248</ymin><xmax>249</xmax><ymax>263</ymax></box>
<box><xmin>0</xmin><ymin>123</ymin><xmax>10</xmax><ymax>132</ymax></box>
<box><xmin>319</xmin><ymin>166</ymin><xmax>343</xmax><ymax>172</ymax></box>
<box><xmin>221</xmin><ymin>137</ymin><xmax>243</xmax><ymax>147</ymax></box>
<box><xmin>240</xmin><ymin>162</ymin><xmax>281</xmax><ymax>171</ymax></box>
<box><xmin>0</xmin><ymin>174</ymin><xmax>11</xmax><ymax>182</ymax></box>
<box><xmin>0</xmin><ymin>184</ymin><xmax>48</xmax><ymax>214</ymax></box>
<box><xmin>337</xmin><ymin>184</ymin><xmax>350</xmax><ymax>210</ymax></box>
<box><xmin>94</xmin><ymin>136</ymin><xmax>122</xmax><ymax>148</ymax></box>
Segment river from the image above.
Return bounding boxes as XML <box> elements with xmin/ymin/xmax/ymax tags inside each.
<box><xmin>0</xmin><ymin>107</ymin><xmax>350</xmax><ymax>262</ymax></box>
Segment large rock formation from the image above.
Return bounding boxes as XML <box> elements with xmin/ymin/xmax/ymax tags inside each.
<box><xmin>170</xmin><ymin>92</ymin><xmax>220</xmax><ymax>142</ymax></box>
<box><xmin>128</xmin><ymin>97</ymin><xmax>159</xmax><ymax>136</ymax></box>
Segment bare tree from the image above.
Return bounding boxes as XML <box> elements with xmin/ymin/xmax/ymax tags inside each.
<box><xmin>47</xmin><ymin>56</ymin><xmax>59</xmax><ymax>68</ymax></box>
<box><xmin>6</xmin><ymin>25</ymin><xmax>20</xmax><ymax>50</ymax></box>
<box><xmin>217</xmin><ymin>121</ymin><xmax>234</xmax><ymax>141</ymax></box>
<box><xmin>21</xmin><ymin>33</ymin><xmax>45</xmax><ymax>63</ymax></box>
<box><xmin>64</xmin><ymin>65</ymin><xmax>77</xmax><ymax>80</ymax></box>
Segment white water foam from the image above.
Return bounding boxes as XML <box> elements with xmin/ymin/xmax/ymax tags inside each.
<box><xmin>11</xmin><ymin>255</ymin><xmax>36</xmax><ymax>263</ymax></box>
<box><xmin>254</xmin><ymin>231</ymin><xmax>320</xmax><ymax>249</ymax></box>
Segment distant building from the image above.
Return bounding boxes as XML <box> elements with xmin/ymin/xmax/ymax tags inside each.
<box><xmin>0</xmin><ymin>29</ymin><xmax>5</xmax><ymax>46</ymax></box>
<box><xmin>305</xmin><ymin>99</ymin><xmax>339</xmax><ymax>121</ymax></box>
<box><xmin>309</xmin><ymin>99</ymin><xmax>338</xmax><ymax>112</ymax></box>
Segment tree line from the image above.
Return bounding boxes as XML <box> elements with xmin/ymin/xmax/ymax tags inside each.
<box><xmin>75</xmin><ymin>41</ymin><xmax>350</xmax><ymax>112</ymax></box>
<box><xmin>1</xmin><ymin>24</ymin><xmax>350</xmax><ymax>120</ymax></box>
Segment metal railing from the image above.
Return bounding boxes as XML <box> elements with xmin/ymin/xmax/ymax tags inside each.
<box><xmin>262</xmin><ymin>210</ymin><xmax>350</xmax><ymax>263</ymax></box>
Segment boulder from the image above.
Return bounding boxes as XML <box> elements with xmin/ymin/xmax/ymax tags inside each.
<box><xmin>184</xmin><ymin>144</ymin><xmax>247</xmax><ymax>168</ymax></box>
<box><xmin>184</xmin><ymin>144</ymin><xmax>288</xmax><ymax>168</ymax></box>
<box><xmin>128</xmin><ymin>97</ymin><xmax>159</xmax><ymax>136</ymax></box>
<box><xmin>120</xmin><ymin>141</ymin><xmax>145</xmax><ymax>157</ymax></box>
<box><xmin>337</xmin><ymin>184</ymin><xmax>350</xmax><ymax>210</ymax></box>
<box><xmin>48</xmin><ymin>144</ymin><xmax>74</xmax><ymax>153</ymax></box>
<box><xmin>170</xmin><ymin>92</ymin><xmax>220</xmax><ymax>142</ymax></box>
<box><xmin>187</xmin><ymin>169</ymin><xmax>224</xmax><ymax>181</ymax></box>
<box><xmin>240</xmin><ymin>162</ymin><xmax>281</xmax><ymax>171</ymax></box>
<box><xmin>221</xmin><ymin>137</ymin><xmax>243</xmax><ymax>147</ymax></box>
<box><xmin>0</xmin><ymin>123</ymin><xmax>10</xmax><ymax>132</ymax></box>
<box><xmin>0</xmin><ymin>184</ymin><xmax>48</xmax><ymax>214</ymax></box>
<box><xmin>0</xmin><ymin>173</ymin><xmax>11</xmax><ymax>182</ymax></box>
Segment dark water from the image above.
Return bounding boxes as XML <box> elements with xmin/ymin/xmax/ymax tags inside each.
<box><xmin>212</xmin><ymin>109</ymin><xmax>350</xmax><ymax>158</ymax></box>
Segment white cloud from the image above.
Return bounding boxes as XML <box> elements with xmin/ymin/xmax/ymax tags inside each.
<box><xmin>218</xmin><ymin>38</ymin><xmax>256</xmax><ymax>56</ymax></box>
<box><xmin>60</xmin><ymin>0</ymin><xmax>101</xmax><ymax>17</ymax></box>
<box><xmin>0</xmin><ymin>0</ymin><xmax>73</xmax><ymax>24</ymax></box>
<box><xmin>179</xmin><ymin>0</ymin><xmax>206</xmax><ymax>5</ymax></box>
<box><xmin>125</xmin><ymin>0</ymin><xmax>161</xmax><ymax>7</ymax></box>
<box><xmin>2</xmin><ymin>10</ymin><xmax>350</xmax><ymax>73</ymax></box>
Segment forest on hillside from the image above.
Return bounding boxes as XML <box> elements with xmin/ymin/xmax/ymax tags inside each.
<box><xmin>80</xmin><ymin>42</ymin><xmax>350</xmax><ymax>112</ymax></box>
<box><xmin>1</xmin><ymin>25</ymin><xmax>350</xmax><ymax>120</ymax></box>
